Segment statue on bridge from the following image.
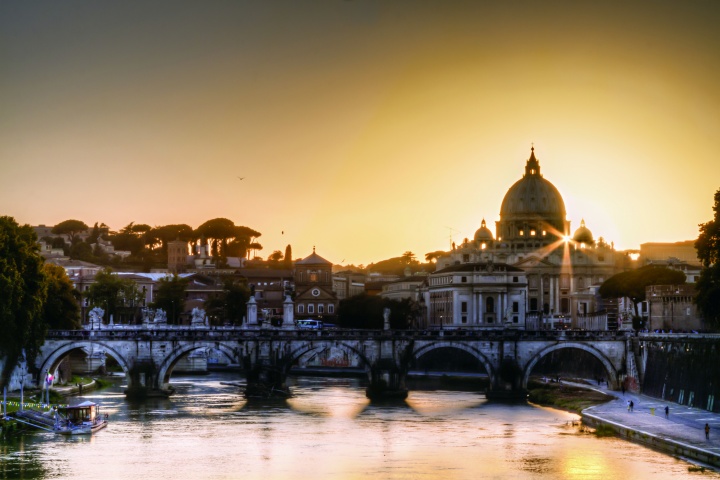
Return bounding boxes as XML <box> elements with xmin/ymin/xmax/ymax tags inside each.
<box><xmin>88</xmin><ymin>307</ymin><xmax>104</xmax><ymax>329</ymax></box>
<box><xmin>154</xmin><ymin>309</ymin><xmax>168</xmax><ymax>325</ymax></box>
<box><xmin>191</xmin><ymin>307</ymin><xmax>208</xmax><ymax>327</ymax></box>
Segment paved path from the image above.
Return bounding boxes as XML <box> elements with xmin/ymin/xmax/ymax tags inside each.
<box><xmin>570</xmin><ymin>380</ymin><xmax>720</xmax><ymax>465</ymax></box>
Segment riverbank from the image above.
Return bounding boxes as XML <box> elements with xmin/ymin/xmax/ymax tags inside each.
<box><xmin>534</xmin><ymin>378</ymin><xmax>720</xmax><ymax>471</ymax></box>
<box><xmin>527</xmin><ymin>378</ymin><xmax>615</xmax><ymax>414</ymax></box>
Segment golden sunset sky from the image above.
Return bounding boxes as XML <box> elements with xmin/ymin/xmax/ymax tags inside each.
<box><xmin>2</xmin><ymin>1</ymin><xmax>719</xmax><ymax>266</ymax></box>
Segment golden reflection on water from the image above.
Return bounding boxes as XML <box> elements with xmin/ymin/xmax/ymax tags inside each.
<box><xmin>287</xmin><ymin>387</ymin><xmax>370</xmax><ymax>418</ymax></box>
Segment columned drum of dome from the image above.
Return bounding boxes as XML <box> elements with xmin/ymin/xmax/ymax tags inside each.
<box><xmin>496</xmin><ymin>148</ymin><xmax>570</xmax><ymax>248</ymax></box>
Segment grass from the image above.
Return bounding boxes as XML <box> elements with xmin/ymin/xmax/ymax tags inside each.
<box><xmin>527</xmin><ymin>379</ymin><xmax>615</xmax><ymax>414</ymax></box>
<box><xmin>594</xmin><ymin>424</ymin><xmax>617</xmax><ymax>437</ymax></box>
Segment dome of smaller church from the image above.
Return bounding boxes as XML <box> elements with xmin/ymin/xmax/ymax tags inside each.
<box><xmin>474</xmin><ymin>219</ymin><xmax>494</xmax><ymax>244</ymax></box>
<box><xmin>573</xmin><ymin>219</ymin><xmax>594</xmax><ymax>245</ymax></box>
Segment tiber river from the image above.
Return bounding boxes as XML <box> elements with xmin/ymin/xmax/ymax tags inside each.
<box><xmin>2</xmin><ymin>373</ymin><xmax>718</xmax><ymax>480</ymax></box>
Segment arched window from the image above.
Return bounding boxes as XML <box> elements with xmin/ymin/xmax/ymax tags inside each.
<box><xmin>486</xmin><ymin>297</ymin><xmax>494</xmax><ymax>313</ymax></box>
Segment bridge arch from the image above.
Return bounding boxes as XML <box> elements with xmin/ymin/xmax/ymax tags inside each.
<box><xmin>286</xmin><ymin>341</ymin><xmax>373</xmax><ymax>371</ymax></box>
<box><xmin>37</xmin><ymin>341</ymin><xmax>132</xmax><ymax>386</ymax></box>
<box><xmin>521</xmin><ymin>342</ymin><xmax>619</xmax><ymax>389</ymax></box>
<box><xmin>412</xmin><ymin>342</ymin><xmax>496</xmax><ymax>381</ymax></box>
<box><xmin>157</xmin><ymin>342</ymin><xmax>239</xmax><ymax>389</ymax></box>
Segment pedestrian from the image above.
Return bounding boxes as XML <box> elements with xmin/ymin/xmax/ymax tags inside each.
<box><xmin>706</xmin><ymin>423</ymin><xmax>710</xmax><ymax>440</ymax></box>
<box><xmin>630</xmin><ymin>400</ymin><xmax>634</xmax><ymax>412</ymax></box>
<box><xmin>665</xmin><ymin>406</ymin><xmax>669</xmax><ymax>419</ymax></box>
<box><xmin>627</xmin><ymin>400</ymin><xmax>631</xmax><ymax>412</ymax></box>
<box><xmin>621</xmin><ymin>384</ymin><xmax>625</xmax><ymax>396</ymax></box>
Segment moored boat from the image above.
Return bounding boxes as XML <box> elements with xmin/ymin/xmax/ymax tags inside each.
<box><xmin>54</xmin><ymin>401</ymin><xmax>108</xmax><ymax>435</ymax></box>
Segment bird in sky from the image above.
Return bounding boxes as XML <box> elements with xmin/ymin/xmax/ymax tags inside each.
<box><xmin>237</xmin><ymin>176</ymin><xmax>245</xmax><ymax>180</ymax></box>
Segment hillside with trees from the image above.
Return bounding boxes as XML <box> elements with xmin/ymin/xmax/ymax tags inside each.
<box><xmin>41</xmin><ymin>217</ymin><xmax>262</xmax><ymax>271</ymax></box>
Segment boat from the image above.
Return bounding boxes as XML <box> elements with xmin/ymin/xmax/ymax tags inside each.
<box><xmin>14</xmin><ymin>401</ymin><xmax>108</xmax><ymax>435</ymax></box>
<box><xmin>54</xmin><ymin>401</ymin><xmax>108</xmax><ymax>435</ymax></box>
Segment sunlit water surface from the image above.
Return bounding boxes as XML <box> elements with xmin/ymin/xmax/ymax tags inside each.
<box><xmin>2</xmin><ymin>373</ymin><xmax>718</xmax><ymax>480</ymax></box>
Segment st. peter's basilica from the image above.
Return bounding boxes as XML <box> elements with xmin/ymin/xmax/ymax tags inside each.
<box><xmin>425</xmin><ymin>148</ymin><xmax>619</xmax><ymax>329</ymax></box>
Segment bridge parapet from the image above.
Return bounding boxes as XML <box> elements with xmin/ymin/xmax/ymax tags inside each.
<box><xmin>46</xmin><ymin>328</ymin><xmax>631</xmax><ymax>343</ymax></box>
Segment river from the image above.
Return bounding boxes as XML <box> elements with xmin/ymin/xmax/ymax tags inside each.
<box><xmin>2</xmin><ymin>373</ymin><xmax>718</xmax><ymax>479</ymax></box>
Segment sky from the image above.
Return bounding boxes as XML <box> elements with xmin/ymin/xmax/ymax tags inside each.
<box><xmin>2</xmin><ymin>1</ymin><xmax>719</xmax><ymax>266</ymax></box>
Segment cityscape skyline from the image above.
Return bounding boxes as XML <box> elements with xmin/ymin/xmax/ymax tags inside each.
<box><xmin>2</xmin><ymin>1</ymin><xmax>719</xmax><ymax>266</ymax></box>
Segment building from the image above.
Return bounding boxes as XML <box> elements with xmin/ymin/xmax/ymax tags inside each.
<box><xmin>425</xmin><ymin>261</ymin><xmax>528</xmax><ymax>328</ymax></box>
<box><xmin>332</xmin><ymin>270</ymin><xmax>366</xmax><ymax>300</ymax></box>
<box><xmin>293</xmin><ymin>248</ymin><xmax>338</xmax><ymax>321</ymax></box>
<box><xmin>428</xmin><ymin>147</ymin><xmax>620</xmax><ymax>328</ymax></box>
<box><xmin>641</xmin><ymin>241</ymin><xmax>700</xmax><ymax>265</ymax></box>
<box><xmin>167</xmin><ymin>240</ymin><xmax>188</xmax><ymax>273</ymax></box>
<box><xmin>646</xmin><ymin>284</ymin><xmax>703</xmax><ymax>332</ymax></box>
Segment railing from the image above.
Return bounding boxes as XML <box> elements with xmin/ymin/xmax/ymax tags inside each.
<box><xmin>46</xmin><ymin>327</ymin><xmax>633</xmax><ymax>342</ymax></box>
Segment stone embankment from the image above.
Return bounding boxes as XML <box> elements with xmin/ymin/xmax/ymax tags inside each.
<box><xmin>577</xmin><ymin>382</ymin><xmax>720</xmax><ymax>469</ymax></box>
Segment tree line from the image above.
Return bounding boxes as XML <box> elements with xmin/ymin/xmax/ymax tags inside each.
<box><xmin>46</xmin><ymin>217</ymin><xmax>264</xmax><ymax>270</ymax></box>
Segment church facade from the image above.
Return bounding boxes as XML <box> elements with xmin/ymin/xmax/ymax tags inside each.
<box><xmin>424</xmin><ymin>148</ymin><xmax>620</xmax><ymax>329</ymax></box>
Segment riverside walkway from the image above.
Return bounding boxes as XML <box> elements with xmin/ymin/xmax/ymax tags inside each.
<box><xmin>577</xmin><ymin>382</ymin><xmax>720</xmax><ymax>468</ymax></box>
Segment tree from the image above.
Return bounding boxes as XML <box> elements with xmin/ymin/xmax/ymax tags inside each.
<box><xmin>696</xmin><ymin>188</ymin><xmax>720</xmax><ymax>326</ymax></box>
<box><xmin>247</xmin><ymin>242</ymin><xmax>263</xmax><ymax>259</ymax></box>
<box><xmin>151</xmin><ymin>224</ymin><xmax>193</xmax><ymax>252</ymax></box>
<box><xmin>599</xmin><ymin>266</ymin><xmax>686</xmax><ymax>320</ymax></box>
<box><xmin>425</xmin><ymin>250</ymin><xmax>447</xmax><ymax>263</ymax></box>
<box><xmin>337</xmin><ymin>293</ymin><xmax>386</xmax><ymax>328</ymax></box>
<box><xmin>268</xmin><ymin>250</ymin><xmax>283</xmax><ymax>262</ymax></box>
<box><xmin>0</xmin><ymin>217</ymin><xmax>48</xmax><ymax>389</ymax></box>
<box><xmin>195</xmin><ymin>218</ymin><xmax>236</xmax><ymax>260</ymax></box>
<box><xmin>69</xmin><ymin>241</ymin><xmax>94</xmax><ymax>262</ymax></box>
<box><xmin>284</xmin><ymin>244</ymin><xmax>293</xmax><ymax>269</ymax></box>
<box><xmin>336</xmin><ymin>294</ymin><xmax>419</xmax><ymax>329</ymax></box>
<box><xmin>42</xmin><ymin>263</ymin><xmax>81</xmax><ymax>329</ymax></box>
<box><xmin>401</xmin><ymin>251</ymin><xmax>418</xmax><ymax>265</ymax></box>
<box><xmin>152</xmin><ymin>275</ymin><xmax>189</xmax><ymax>324</ymax></box>
<box><xmin>51</xmin><ymin>219</ymin><xmax>89</xmax><ymax>244</ymax></box>
<box><xmin>85</xmin><ymin>268</ymin><xmax>143</xmax><ymax>324</ymax></box>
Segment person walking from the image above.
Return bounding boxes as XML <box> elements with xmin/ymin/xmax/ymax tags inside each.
<box><xmin>630</xmin><ymin>400</ymin><xmax>634</xmax><ymax>412</ymax></box>
<box><xmin>627</xmin><ymin>400</ymin><xmax>631</xmax><ymax>412</ymax></box>
<box><xmin>706</xmin><ymin>423</ymin><xmax>710</xmax><ymax>440</ymax></box>
<box><xmin>664</xmin><ymin>406</ymin><xmax>669</xmax><ymax>419</ymax></box>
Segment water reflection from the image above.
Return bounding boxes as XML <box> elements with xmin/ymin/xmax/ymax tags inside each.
<box><xmin>3</xmin><ymin>373</ymin><xmax>719</xmax><ymax>480</ymax></box>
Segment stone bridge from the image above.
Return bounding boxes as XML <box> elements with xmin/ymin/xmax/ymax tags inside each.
<box><xmin>32</xmin><ymin>326</ymin><xmax>632</xmax><ymax>399</ymax></box>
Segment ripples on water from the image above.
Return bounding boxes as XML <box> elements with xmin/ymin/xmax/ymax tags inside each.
<box><xmin>2</xmin><ymin>373</ymin><xmax>718</xmax><ymax>480</ymax></box>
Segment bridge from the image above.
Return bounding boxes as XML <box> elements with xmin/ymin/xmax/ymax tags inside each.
<box><xmin>32</xmin><ymin>326</ymin><xmax>632</xmax><ymax>400</ymax></box>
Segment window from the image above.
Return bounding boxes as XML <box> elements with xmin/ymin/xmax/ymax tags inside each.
<box><xmin>530</xmin><ymin>229</ymin><xmax>536</xmax><ymax>236</ymax></box>
<box><xmin>298</xmin><ymin>305</ymin><xmax>305</xmax><ymax>314</ymax></box>
<box><xmin>328</xmin><ymin>304</ymin><xmax>335</xmax><ymax>314</ymax></box>
<box><xmin>530</xmin><ymin>298</ymin><xmax>538</xmax><ymax>311</ymax></box>
<box><xmin>513</xmin><ymin>276</ymin><xmax>519</xmax><ymax>283</ymax></box>
<box><xmin>513</xmin><ymin>316</ymin><xmax>519</xmax><ymax>323</ymax></box>
<box><xmin>463</xmin><ymin>254</ymin><xmax>470</xmax><ymax>263</ymax></box>
<box><xmin>461</xmin><ymin>301</ymin><xmax>468</xmax><ymax>313</ymax></box>
<box><xmin>461</xmin><ymin>316</ymin><xmax>467</xmax><ymax>324</ymax></box>
<box><xmin>486</xmin><ymin>297</ymin><xmax>494</xmax><ymax>313</ymax></box>
<box><xmin>318</xmin><ymin>304</ymin><xmax>324</xmax><ymax>314</ymax></box>
<box><xmin>519</xmin><ymin>229</ymin><xmax>524</xmax><ymax>236</ymax></box>
<box><xmin>461</xmin><ymin>276</ymin><xmax>467</xmax><ymax>283</ymax></box>
<box><xmin>310</xmin><ymin>272</ymin><xmax>318</xmax><ymax>282</ymax></box>
<box><xmin>512</xmin><ymin>301</ymin><xmax>519</xmax><ymax>313</ymax></box>
<box><xmin>308</xmin><ymin>304</ymin><xmax>315</xmax><ymax>314</ymax></box>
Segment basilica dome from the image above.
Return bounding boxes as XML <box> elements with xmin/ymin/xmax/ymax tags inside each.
<box><xmin>496</xmin><ymin>148</ymin><xmax>569</xmax><ymax>244</ymax></box>
<box><xmin>474</xmin><ymin>219</ymin><xmax>494</xmax><ymax>245</ymax></box>
<box><xmin>573</xmin><ymin>219</ymin><xmax>594</xmax><ymax>245</ymax></box>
